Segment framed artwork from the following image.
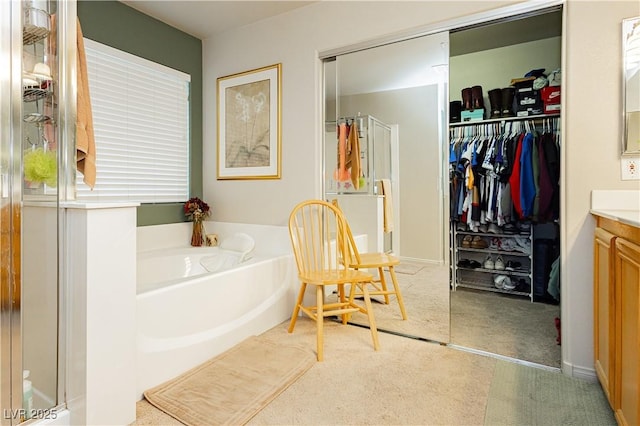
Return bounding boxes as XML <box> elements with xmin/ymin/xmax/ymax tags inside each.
<box><xmin>216</xmin><ymin>63</ymin><xmax>282</xmax><ymax>179</ymax></box>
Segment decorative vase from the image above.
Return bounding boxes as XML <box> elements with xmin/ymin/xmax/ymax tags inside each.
<box><xmin>191</xmin><ymin>218</ymin><xmax>204</xmax><ymax>247</ymax></box>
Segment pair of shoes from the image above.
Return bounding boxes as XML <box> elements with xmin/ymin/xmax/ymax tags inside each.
<box><xmin>504</xmin><ymin>260</ymin><xmax>522</xmax><ymax>271</ymax></box>
<box><xmin>503</xmin><ymin>223</ymin><xmax>517</xmax><ymax>234</ymax></box>
<box><xmin>493</xmin><ymin>274</ymin><xmax>513</xmax><ymax>289</ymax></box>
<box><xmin>471</xmin><ymin>236</ymin><xmax>488</xmax><ymax>249</ymax></box>
<box><xmin>494</xmin><ymin>255</ymin><xmax>505</xmax><ymax>270</ymax></box>
<box><xmin>514</xmin><ymin>279</ymin><xmax>530</xmax><ymax>293</ymax></box>
<box><xmin>462</xmin><ymin>235</ymin><xmax>472</xmax><ymax>247</ymax></box>
<box><xmin>458</xmin><ymin>259</ymin><xmax>482</xmax><ymax>269</ymax></box>
<box><xmin>483</xmin><ymin>255</ymin><xmax>494</xmax><ymax>269</ymax></box>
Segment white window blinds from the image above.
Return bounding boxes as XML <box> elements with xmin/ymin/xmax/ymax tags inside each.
<box><xmin>77</xmin><ymin>38</ymin><xmax>190</xmax><ymax>203</ymax></box>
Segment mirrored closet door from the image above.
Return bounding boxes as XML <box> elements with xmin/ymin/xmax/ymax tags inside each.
<box><xmin>323</xmin><ymin>32</ymin><xmax>451</xmax><ymax>344</ymax></box>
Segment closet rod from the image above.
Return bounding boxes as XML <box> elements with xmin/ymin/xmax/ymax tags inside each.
<box><xmin>450</xmin><ymin>112</ymin><xmax>560</xmax><ymax>128</ymax></box>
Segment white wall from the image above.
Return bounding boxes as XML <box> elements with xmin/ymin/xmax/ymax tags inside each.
<box><xmin>203</xmin><ymin>0</ymin><xmax>640</xmax><ymax>377</ymax></box>
<box><xmin>341</xmin><ymin>86</ymin><xmax>442</xmax><ymax>261</ymax></box>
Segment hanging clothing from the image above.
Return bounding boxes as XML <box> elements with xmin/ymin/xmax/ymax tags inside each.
<box><xmin>334</xmin><ymin>123</ymin><xmax>350</xmax><ymax>182</ymax></box>
<box><xmin>519</xmin><ymin>132</ymin><xmax>536</xmax><ymax>218</ymax></box>
<box><xmin>344</xmin><ymin>121</ymin><xmax>361</xmax><ymax>189</ymax></box>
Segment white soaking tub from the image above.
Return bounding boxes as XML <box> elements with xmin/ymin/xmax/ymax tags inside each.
<box><xmin>135</xmin><ymin>222</ymin><xmax>296</xmax><ymax>399</ymax></box>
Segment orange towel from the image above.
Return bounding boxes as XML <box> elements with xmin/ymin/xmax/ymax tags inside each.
<box><xmin>45</xmin><ymin>16</ymin><xmax>96</xmax><ymax>189</ymax></box>
<box><xmin>344</xmin><ymin>122</ymin><xmax>361</xmax><ymax>189</ymax></box>
<box><xmin>334</xmin><ymin>123</ymin><xmax>350</xmax><ymax>182</ymax></box>
<box><xmin>76</xmin><ymin>18</ymin><xmax>96</xmax><ymax>189</ymax></box>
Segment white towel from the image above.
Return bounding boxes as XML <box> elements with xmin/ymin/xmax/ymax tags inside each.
<box><xmin>378</xmin><ymin>179</ymin><xmax>394</xmax><ymax>233</ymax></box>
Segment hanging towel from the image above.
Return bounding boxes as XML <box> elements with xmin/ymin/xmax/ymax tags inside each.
<box><xmin>76</xmin><ymin>18</ymin><xmax>97</xmax><ymax>188</ymax></box>
<box><xmin>334</xmin><ymin>123</ymin><xmax>350</xmax><ymax>182</ymax></box>
<box><xmin>45</xmin><ymin>16</ymin><xmax>96</xmax><ymax>189</ymax></box>
<box><xmin>378</xmin><ymin>179</ymin><xmax>394</xmax><ymax>233</ymax></box>
<box><xmin>344</xmin><ymin>121</ymin><xmax>361</xmax><ymax>189</ymax></box>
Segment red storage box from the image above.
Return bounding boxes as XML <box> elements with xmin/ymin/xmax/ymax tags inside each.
<box><xmin>541</xmin><ymin>86</ymin><xmax>561</xmax><ymax>104</ymax></box>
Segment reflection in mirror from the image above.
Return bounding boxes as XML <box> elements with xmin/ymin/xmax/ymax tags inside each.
<box><xmin>623</xmin><ymin>16</ymin><xmax>640</xmax><ymax>155</ymax></box>
<box><xmin>323</xmin><ymin>32</ymin><xmax>451</xmax><ymax>343</ymax></box>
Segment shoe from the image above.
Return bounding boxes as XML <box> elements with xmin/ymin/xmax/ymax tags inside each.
<box><xmin>515</xmin><ymin>279</ymin><xmax>531</xmax><ymax>293</ymax></box>
<box><xmin>471</xmin><ymin>236</ymin><xmax>488</xmax><ymax>249</ymax></box>
<box><xmin>494</xmin><ymin>255</ymin><xmax>505</xmax><ymax>270</ymax></box>
<box><xmin>468</xmin><ymin>259</ymin><xmax>482</xmax><ymax>268</ymax></box>
<box><xmin>504</xmin><ymin>260</ymin><xmax>521</xmax><ymax>271</ymax></box>
<box><xmin>503</xmin><ymin>223</ymin><xmax>516</xmax><ymax>234</ymax></box>
<box><xmin>483</xmin><ymin>255</ymin><xmax>494</xmax><ymax>269</ymax></box>
<box><xmin>457</xmin><ymin>259</ymin><xmax>470</xmax><ymax>268</ymax></box>
<box><xmin>494</xmin><ymin>274</ymin><xmax>511</xmax><ymax>289</ymax></box>
<box><xmin>501</xmin><ymin>87</ymin><xmax>515</xmax><ymax>117</ymax></box>
<box><xmin>471</xmin><ymin>85</ymin><xmax>484</xmax><ymax>110</ymax></box>
<box><xmin>488</xmin><ymin>223</ymin><xmax>501</xmax><ymax>234</ymax></box>
<box><xmin>502</xmin><ymin>276</ymin><xmax>516</xmax><ymax>290</ymax></box>
<box><xmin>488</xmin><ymin>237</ymin><xmax>501</xmax><ymax>250</ymax></box>
<box><xmin>461</xmin><ymin>87</ymin><xmax>473</xmax><ymax>110</ymax></box>
<box><xmin>477</xmin><ymin>224</ymin><xmax>488</xmax><ymax>233</ymax></box>
<box><xmin>462</xmin><ymin>235</ymin><xmax>472</xmax><ymax>248</ymax></box>
<box><xmin>488</xmin><ymin>88</ymin><xmax>502</xmax><ymax>119</ymax></box>
<box><xmin>500</xmin><ymin>238</ymin><xmax>516</xmax><ymax>251</ymax></box>
<box><xmin>456</xmin><ymin>222</ymin><xmax>467</xmax><ymax>231</ymax></box>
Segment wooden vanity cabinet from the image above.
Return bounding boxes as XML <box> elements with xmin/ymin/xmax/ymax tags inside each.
<box><xmin>594</xmin><ymin>227</ymin><xmax>616</xmax><ymax>407</ymax></box>
<box><xmin>593</xmin><ymin>215</ymin><xmax>640</xmax><ymax>426</ymax></box>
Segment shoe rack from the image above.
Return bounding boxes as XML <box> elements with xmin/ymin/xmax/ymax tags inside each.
<box><xmin>451</xmin><ymin>222</ymin><xmax>534</xmax><ymax>301</ymax></box>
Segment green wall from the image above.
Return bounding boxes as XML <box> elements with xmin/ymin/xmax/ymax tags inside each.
<box><xmin>77</xmin><ymin>1</ymin><xmax>202</xmax><ymax>226</ymax></box>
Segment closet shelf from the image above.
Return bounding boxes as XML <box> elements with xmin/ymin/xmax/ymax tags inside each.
<box><xmin>455</xmin><ymin>280</ymin><xmax>531</xmax><ymax>297</ymax></box>
<box><xmin>456</xmin><ymin>266</ymin><xmax>530</xmax><ymax>277</ymax></box>
<box><xmin>449</xmin><ymin>113</ymin><xmax>560</xmax><ymax>127</ymax></box>
<box><xmin>457</xmin><ymin>247</ymin><xmax>531</xmax><ymax>257</ymax></box>
<box><xmin>456</xmin><ymin>230</ymin><xmax>531</xmax><ymax>238</ymax></box>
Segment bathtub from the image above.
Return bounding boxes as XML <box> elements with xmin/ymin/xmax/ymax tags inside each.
<box><xmin>136</xmin><ymin>222</ymin><xmax>296</xmax><ymax>398</ymax></box>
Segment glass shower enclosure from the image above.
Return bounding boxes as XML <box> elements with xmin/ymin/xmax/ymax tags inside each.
<box><xmin>1</xmin><ymin>1</ymin><xmax>75</xmax><ymax>423</ymax></box>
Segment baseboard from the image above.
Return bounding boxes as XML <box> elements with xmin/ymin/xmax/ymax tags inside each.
<box><xmin>563</xmin><ymin>360</ymin><xmax>597</xmax><ymax>382</ymax></box>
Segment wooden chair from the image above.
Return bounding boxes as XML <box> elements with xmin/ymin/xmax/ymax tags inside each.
<box><xmin>288</xmin><ymin>200</ymin><xmax>380</xmax><ymax>361</ymax></box>
<box><xmin>332</xmin><ymin>199</ymin><xmax>408</xmax><ymax>320</ymax></box>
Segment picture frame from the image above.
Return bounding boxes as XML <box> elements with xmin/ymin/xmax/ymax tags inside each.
<box><xmin>216</xmin><ymin>63</ymin><xmax>282</xmax><ymax>179</ymax></box>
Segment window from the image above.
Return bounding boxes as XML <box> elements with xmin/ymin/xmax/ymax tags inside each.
<box><xmin>78</xmin><ymin>38</ymin><xmax>190</xmax><ymax>203</ymax></box>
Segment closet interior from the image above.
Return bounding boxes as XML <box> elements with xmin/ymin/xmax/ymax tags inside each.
<box><xmin>448</xmin><ymin>8</ymin><xmax>563</xmax><ymax>367</ymax></box>
<box><xmin>449</xmin><ymin>116</ymin><xmax>560</xmax><ymax>302</ymax></box>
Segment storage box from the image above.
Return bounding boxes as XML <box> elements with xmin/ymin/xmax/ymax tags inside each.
<box><xmin>541</xmin><ymin>86</ymin><xmax>561</xmax><ymax>114</ymax></box>
<box><xmin>461</xmin><ymin>109</ymin><xmax>485</xmax><ymax>122</ymax></box>
<box><xmin>541</xmin><ymin>86</ymin><xmax>561</xmax><ymax>104</ymax></box>
<box><xmin>544</xmin><ymin>103</ymin><xmax>561</xmax><ymax>114</ymax></box>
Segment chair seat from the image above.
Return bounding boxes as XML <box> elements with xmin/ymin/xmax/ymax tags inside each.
<box><xmin>299</xmin><ymin>269</ymin><xmax>373</xmax><ymax>286</ymax></box>
<box><xmin>348</xmin><ymin>252</ymin><xmax>400</xmax><ymax>269</ymax></box>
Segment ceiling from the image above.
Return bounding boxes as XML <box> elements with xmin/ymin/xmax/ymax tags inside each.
<box><xmin>118</xmin><ymin>2</ymin><xmax>561</xmax><ymax>97</ymax></box>
<box><xmin>119</xmin><ymin>1</ymin><xmax>316</xmax><ymax>40</ymax></box>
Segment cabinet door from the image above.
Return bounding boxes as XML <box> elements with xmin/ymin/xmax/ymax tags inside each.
<box><xmin>594</xmin><ymin>227</ymin><xmax>616</xmax><ymax>407</ymax></box>
<box><xmin>614</xmin><ymin>237</ymin><xmax>640</xmax><ymax>426</ymax></box>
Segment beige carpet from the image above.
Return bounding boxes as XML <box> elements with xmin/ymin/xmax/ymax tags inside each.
<box><xmin>343</xmin><ymin>261</ymin><xmax>451</xmax><ymax>343</ymax></box>
<box><xmin>484</xmin><ymin>360</ymin><xmax>616</xmax><ymax>425</ymax></box>
<box><xmin>134</xmin><ymin>318</ymin><xmax>614</xmax><ymax>425</ymax></box>
<box><xmin>142</xmin><ymin>335</ymin><xmax>315</xmax><ymax>426</ymax></box>
<box><xmin>451</xmin><ymin>288</ymin><xmax>561</xmax><ymax>368</ymax></box>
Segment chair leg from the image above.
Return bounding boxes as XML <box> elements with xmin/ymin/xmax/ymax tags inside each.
<box><xmin>378</xmin><ymin>267</ymin><xmax>391</xmax><ymax>304</ymax></box>
<box><xmin>360</xmin><ymin>282</ymin><xmax>380</xmax><ymax>351</ymax></box>
<box><xmin>316</xmin><ymin>285</ymin><xmax>324</xmax><ymax>361</ymax></box>
<box><xmin>288</xmin><ymin>282</ymin><xmax>307</xmax><ymax>333</ymax></box>
<box><xmin>389</xmin><ymin>267</ymin><xmax>408</xmax><ymax>320</ymax></box>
